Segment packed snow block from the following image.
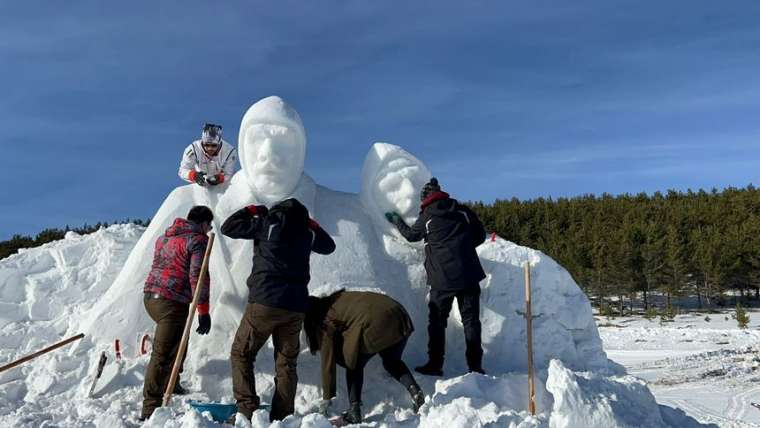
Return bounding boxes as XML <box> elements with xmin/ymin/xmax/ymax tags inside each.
<box><xmin>546</xmin><ymin>359</ymin><xmax>667</xmax><ymax>428</ymax></box>
<box><xmin>421</xmin><ymin>372</ymin><xmax>550</xmax><ymax>427</ymax></box>
<box><xmin>476</xmin><ymin>238</ymin><xmax>612</xmax><ymax>373</ymax></box>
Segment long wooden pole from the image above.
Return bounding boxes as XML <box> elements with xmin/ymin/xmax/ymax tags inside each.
<box><xmin>162</xmin><ymin>232</ymin><xmax>215</xmax><ymax>407</ymax></box>
<box><xmin>0</xmin><ymin>333</ymin><xmax>84</xmax><ymax>373</ymax></box>
<box><xmin>524</xmin><ymin>262</ymin><xmax>536</xmax><ymax>415</ymax></box>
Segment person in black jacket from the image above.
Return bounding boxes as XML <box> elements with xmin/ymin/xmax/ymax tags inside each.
<box><xmin>221</xmin><ymin>198</ymin><xmax>335</xmax><ymax>422</ymax></box>
<box><xmin>386</xmin><ymin>177</ymin><xmax>486</xmax><ymax>376</ymax></box>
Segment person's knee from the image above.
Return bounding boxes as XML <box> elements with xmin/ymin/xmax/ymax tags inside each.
<box><xmin>151</xmin><ymin>342</ymin><xmax>177</xmax><ymax>363</ymax></box>
<box><xmin>230</xmin><ymin>345</ymin><xmax>243</xmax><ymax>361</ymax></box>
<box><xmin>460</xmin><ymin>311</ymin><xmax>480</xmax><ymax>325</ymax></box>
<box><xmin>230</xmin><ymin>344</ymin><xmax>253</xmax><ymax>365</ymax></box>
<box><xmin>428</xmin><ymin>306</ymin><xmax>448</xmax><ymax>323</ymax></box>
<box><xmin>275</xmin><ymin>351</ymin><xmax>299</xmax><ymax>373</ymax></box>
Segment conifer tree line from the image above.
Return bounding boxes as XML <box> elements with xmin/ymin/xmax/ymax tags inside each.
<box><xmin>0</xmin><ymin>219</ymin><xmax>150</xmax><ymax>261</ymax></box>
<box><xmin>469</xmin><ymin>185</ymin><xmax>760</xmax><ymax>313</ymax></box>
<box><xmin>3</xmin><ymin>186</ymin><xmax>759</xmax><ymax>314</ymax></box>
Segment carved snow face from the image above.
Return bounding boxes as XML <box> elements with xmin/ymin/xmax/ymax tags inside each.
<box><xmin>241</xmin><ymin>123</ymin><xmax>305</xmax><ymax>201</ymax></box>
<box><xmin>375</xmin><ymin>158</ymin><xmax>427</xmax><ymax>220</ymax></box>
<box><xmin>361</xmin><ymin>143</ymin><xmax>432</xmax><ymax>227</ymax></box>
<box><xmin>238</xmin><ymin>96</ymin><xmax>306</xmax><ymax>203</ymax></box>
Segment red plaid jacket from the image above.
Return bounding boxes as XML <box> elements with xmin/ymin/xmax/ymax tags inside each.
<box><xmin>144</xmin><ymin>218</ymin><xmax>210</xmax><ymax>314</ymax></box>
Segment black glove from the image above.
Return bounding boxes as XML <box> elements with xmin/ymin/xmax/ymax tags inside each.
<box><xmin>194</xmin><ymin>171</ymin><xmax>207</xmax><ymax>186</ymax></box>
<box><xmin>196</xmin><ymin>314</ymin><xmax>211</xmax><ymax>335</ymax></box>
<box><xmin>206</xmin><ymin>174</ymin><xmax>225</xmax><ymax>186</ymax></box>
<box><xmin>385</xmin><ymin>212</ymin><xmax>402</xmax><ymax>225</ymax></box>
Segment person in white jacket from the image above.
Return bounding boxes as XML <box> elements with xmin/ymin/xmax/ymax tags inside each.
<box><xmin>178</xmin><ymin>123</ymin><xmax>238</xmax><ymax>186</ymax></box>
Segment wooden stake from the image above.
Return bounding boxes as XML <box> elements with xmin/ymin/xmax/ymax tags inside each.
<box><xmin>162</xmin><ymin>232</ymin><xmax>215</xmax><ymax>407</ymax></box>
<box><xmin>0</xmin><ymin>333</ymin><xmax>84</xmax><ymax>373</ymax></box>
<box><xmin>524</xmin><ymin>262</ymin><xmax>536</xmax><ymax>415</ymax></box>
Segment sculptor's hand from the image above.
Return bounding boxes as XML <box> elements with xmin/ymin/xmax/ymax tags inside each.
<box><xmin>190</xmin><ymin>171</ymin><xmax>206</xmax><ymax>186</ymax></box>
<box><xmin>385</xmin><ymin>212</ymin><xmax>402</xmax><ymax>225</ymax></box>
<box><xmin>196</xmin><ymin>314</ymin><xmax>211</xmax><ymax>335</ymax></box>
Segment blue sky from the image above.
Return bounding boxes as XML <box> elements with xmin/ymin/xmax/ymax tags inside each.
<box><xmin>2</xmin><ymin>1</ymin><xmax>760</xmax><ymax>239</ymax></box>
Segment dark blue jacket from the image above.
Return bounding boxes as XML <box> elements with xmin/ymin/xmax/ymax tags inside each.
<box><xmin>221</xmin><ymin>198</ymin><xmax>335</xmax><ymax>313</ymax></box>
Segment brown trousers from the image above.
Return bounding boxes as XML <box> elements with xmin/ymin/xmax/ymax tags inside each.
<box><xmin>230</xmin><ymin>303</ymin><xmax>304</xmax><ymax>422</ymax></box>
<box><xmin>141</xmin><ymin>296</ymin><xmax>188</xmax><ymax>419</ymax></box>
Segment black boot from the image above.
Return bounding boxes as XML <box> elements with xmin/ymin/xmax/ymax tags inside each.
<box><xmin>414</xmin><ymin>361</ymin><xmax>443</xmax><ymax>377</ymax></box>
<box><xmin>341</xmin><ymin>402</ymin><xmax>362</xmax><ymax>424</ymax></box>
<box><xmin>407</xmin><ymin>383</ymin><xmax>425</xmax><ymax>413</ymax></box>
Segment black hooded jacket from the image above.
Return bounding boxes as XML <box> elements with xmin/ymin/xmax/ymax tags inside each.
<box><xmin>221</xmin><ymin>198</ymin><xmax>336</xmax><ymax>312</ymax></box>
<box><xmin>395</xmin><ymin>192</ymin><xmax>486</xmax><ymax>290</ymax></box>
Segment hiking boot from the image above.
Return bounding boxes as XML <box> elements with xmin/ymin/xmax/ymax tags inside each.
<box><xmin>173</xmin><ymin>382</ymin><xmax>189</xmax><ymax>395</ymax></box>
<box><xmin>224</xmin><ymin>413</ymin><xmax>236</xmax><ymax>425</ymax></box>
<box><xmin>139</xmin><ymin>407</ymin><xmax>154</xmax><ymax>422</ymax></box>
<box><xmin>407</xmin><ymin>383</ymin><xmax>425</xmax><ymax>412</ymax></box>
<box><xmin>341</xmin><ymin>402</ymin><xmax>362</xmax><ymax>424</ymax></box>
<box><xmin>468</xmin><ymin>366</ymin><xmax>486</xmax><ymax>375</ymax></box>
<box><xmin>414</xmin><ymin>361</ymin><xmax>443</xmax><ymax>376</ymax></box>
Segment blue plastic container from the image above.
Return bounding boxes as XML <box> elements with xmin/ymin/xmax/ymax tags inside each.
<box><xmin>188</xmin><ymin>401</ymin><xmax>237</xmax><ymax>423</ymax></box>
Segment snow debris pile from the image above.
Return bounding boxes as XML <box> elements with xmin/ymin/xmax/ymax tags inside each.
<box><xmin>0</xmin><ymin>97</ymin><xmax>712</xmax><ymax>427</ymax></box>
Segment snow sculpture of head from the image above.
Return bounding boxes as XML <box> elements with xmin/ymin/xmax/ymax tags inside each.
<box><xmin>361</xmin><ymin>143</ymin><xmax>432</xmax><ymax>230</ymax></box>
<box><xmin>238</xmin><ymin>96</ymin><xmax>306</xmax><ymax>204</ymax></box>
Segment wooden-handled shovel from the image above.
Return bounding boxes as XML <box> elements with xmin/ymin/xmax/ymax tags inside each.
<box><xmin>162</xmin><ymin>232</ymin><xmax>215</xmax><ymax>407</ymax></box>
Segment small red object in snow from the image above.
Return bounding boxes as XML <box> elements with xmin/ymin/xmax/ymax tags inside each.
<box><xmin>114</xmin><ymin>339</ymin><xmax>122</xmax><ymax>362</ymax></box>
<box><xmin>140</xmin><ymin>334</ymin><xmax>151</xmax><ymax>356</ymax></box>
<box><xmin>491</xmin><ymin>232</ymin><xmax>496</xmax><ymax>242</ymax></box>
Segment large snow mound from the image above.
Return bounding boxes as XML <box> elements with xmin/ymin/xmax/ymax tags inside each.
<box><xmin>0</xmin><ymin>226</ymin><xmax>708</xmax><ymax>427</ymax></box>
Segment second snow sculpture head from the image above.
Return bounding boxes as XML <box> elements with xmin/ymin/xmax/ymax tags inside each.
<box><xmin>361</xmin><ymin>143</ymin><xmax>432</xmax><ymax>230</ymax></box>
<box><xmin>238</xmin><ymin>96</ymin><xmax>306</xmax><ymax>204</ymax></box>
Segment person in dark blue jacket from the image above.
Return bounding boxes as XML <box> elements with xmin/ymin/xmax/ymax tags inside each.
<box><xmin>221</xmin><ymin>198</ymin><xmax>335</xmax><ymax>422</ymax></box>
<box><xmin>386</xmin><ymin>178</ymin><xmax>486</xmax><ymax>376</ymax></box>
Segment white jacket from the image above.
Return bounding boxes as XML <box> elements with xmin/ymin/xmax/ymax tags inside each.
<box><xmin>178</xmin><ymin>139</ymin><xmax>237</xmax><ymax>183</ymax></box>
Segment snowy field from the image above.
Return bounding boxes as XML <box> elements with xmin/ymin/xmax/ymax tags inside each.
<box><xmin>600</xmin><ymin>312</ymin><xmax>760</xmax><ymax>427</ymax></box>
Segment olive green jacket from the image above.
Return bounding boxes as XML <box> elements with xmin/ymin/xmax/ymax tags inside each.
<box><xmin>320</xmin><ymin>291</ymin><xmax>414</xmax><ymax>399</ymax></box>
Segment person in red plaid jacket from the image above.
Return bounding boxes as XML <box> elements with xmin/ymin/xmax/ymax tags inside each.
<box><xmin>140</xmin><ymin>205</ymin><xmax>213</xmax><ymax>420</ymax></box>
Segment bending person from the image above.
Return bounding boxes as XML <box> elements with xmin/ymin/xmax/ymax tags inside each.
<box><xmin>221</xmin><ymin>198</ymin><xmax>335</xmax><ymax>422</ymax></box>
<box><xmin>304</xmin><ymin>290</ymin><xmax>425</xmax><ymax>424</ymax></box>
<box><xmin>386</xmin><ymin>177</ymin><xmax>487</xmax><ymax>376</ymax></box>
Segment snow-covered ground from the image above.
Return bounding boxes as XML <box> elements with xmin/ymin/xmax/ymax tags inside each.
<box><xmin>600</xmin><ymin>312</ymin><xmax>760</xmax><ymax>427</ymax></box>
<box><xmin>0</xmin><ymin>224</ymin><xmax>715</xmax><ymax>428</ymax></box>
